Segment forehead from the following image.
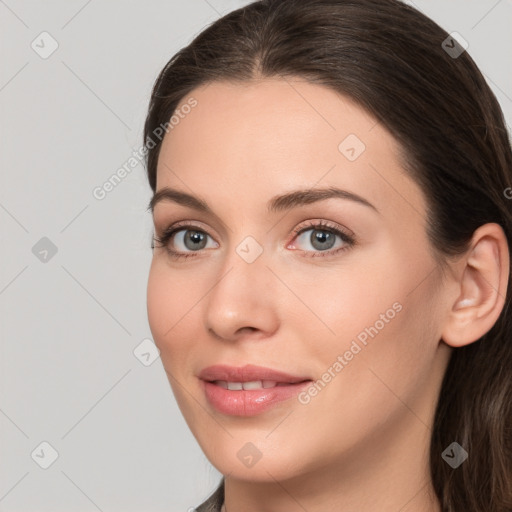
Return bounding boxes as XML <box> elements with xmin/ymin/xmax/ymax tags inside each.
<box><xmin>155</xmin><ymin>78</ymin><xmax>425</xmax><ymax>223</ymax></box>
<box><xmin>160</xmin><ymin>78</ymin><xmax>384</xmax><ymax>164</ymax></box>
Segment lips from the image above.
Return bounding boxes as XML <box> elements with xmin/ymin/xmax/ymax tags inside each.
<box><xmin>198</xmin><ymin>363</ymin><xmax>311</xmax><ymax>384</ymax></box>
<box><xmin>198</xmin><ymin>364</ymin><xmax>313</xmax><ymax>416</ymax></box>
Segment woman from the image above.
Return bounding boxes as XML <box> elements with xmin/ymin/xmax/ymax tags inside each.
<box><xmin>143</xmin><ymin>0</ymin><xmax>512</xmax><ymax>510</ymax></box>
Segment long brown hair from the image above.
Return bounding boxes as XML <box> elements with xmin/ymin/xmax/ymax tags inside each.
<box><xmin>143</xmin><ymin>1</ymin><xmax>512</xmax><ymax>510</ymax></box>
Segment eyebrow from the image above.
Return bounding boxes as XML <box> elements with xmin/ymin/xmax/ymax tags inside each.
<box><xmin>147</xmin><ymin>186</ymin><xmax>379</xmax><ymax>215</ymax></box>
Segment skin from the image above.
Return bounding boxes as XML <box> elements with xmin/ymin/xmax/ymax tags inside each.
<box><xmin>146</xmin><ymin>78</ymin><xmax>509</xmax><ymax>512</ymax></box>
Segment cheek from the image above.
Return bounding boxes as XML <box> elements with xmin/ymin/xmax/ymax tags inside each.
<box><xmin>146</xmin><ymin>260</ymin><xmax>169</xmax><ymax>340</ymax></box>
<box><xmin>146</xmin><ymin>259</ymin><xmax>195</xmax><ymax>355</ymax></box>
<box><xmin>297</xmin><ymin>236</ymin><xmax>436</xmax><ymax>348</ymax></box>
<box><xmin>146</xmin><ymin>260</ymin><xmax>213</xmax><ymax>432</ymax></box>
<box><xmin>290</xmin><ymin>246</ymin><xmax>440</xmax><ymax>394</ymax></box>
<box><xmin>284</xmin><ymin>259</ymin><xmax>401</xmax><ymax>363</ymax></box>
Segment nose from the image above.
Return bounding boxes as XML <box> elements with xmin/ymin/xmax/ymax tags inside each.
<box><xmin>204</xmin><ymin>244</ymin><xmax>280</xmax><ymax>343</ymax></box>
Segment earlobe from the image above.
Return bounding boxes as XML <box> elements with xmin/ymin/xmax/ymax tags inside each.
<box><xmin>441</xmin><ymin>223</ymin><xmax>510</xmax><ymax>348</ymax></box>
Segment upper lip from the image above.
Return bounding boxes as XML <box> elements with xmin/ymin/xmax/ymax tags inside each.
<box><xmin>199</xmin><ymin>364</ymin><xmax>311</xmax><ymax>384</ymax></box>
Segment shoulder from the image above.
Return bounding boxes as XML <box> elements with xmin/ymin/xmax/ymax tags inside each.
<box><xmin>195</xmin><ymin>479</ymin><xmax>224</xmax><ymax>512</ymax></box>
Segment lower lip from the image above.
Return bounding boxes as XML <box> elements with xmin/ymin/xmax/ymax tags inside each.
<box><xmin>202</xmin><ymin>380</ymin><xmax>312</xmax><ymax>416</ymax></box>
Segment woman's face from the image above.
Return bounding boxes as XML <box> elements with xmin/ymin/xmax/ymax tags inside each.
<box><xmin>147</xmin><ymin>78</ymin><xmax>453</xmax><ymax>484</ymax></box>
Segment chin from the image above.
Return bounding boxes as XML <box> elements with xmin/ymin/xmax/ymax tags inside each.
<box><xmin>194</xmin><ymin>432</ymin><xmax>314</xmax><ymax>484</ymax></box>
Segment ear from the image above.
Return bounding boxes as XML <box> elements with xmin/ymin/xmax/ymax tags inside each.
<box><xmin>441</xmin><ymin>223</ymin><xmax>510</xmax><ymax>347</ymax></box>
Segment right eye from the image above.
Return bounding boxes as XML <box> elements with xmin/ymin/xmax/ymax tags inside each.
<box><xmin>153</xmin><ymin>223</ymin><xmax>219</xmax><ymax>259</ymax></box>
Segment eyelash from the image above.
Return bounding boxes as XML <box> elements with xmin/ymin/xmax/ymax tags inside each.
<box><xmin>152</xmin><ymin>220</ymin><xmax>356</xmax><ymax>260</ymax></box>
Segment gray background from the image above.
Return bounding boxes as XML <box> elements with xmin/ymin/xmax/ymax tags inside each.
<box><xmin>0</xmin><ymin>1</ymin><xmax>511</xmax><ymax>511</ymax></box>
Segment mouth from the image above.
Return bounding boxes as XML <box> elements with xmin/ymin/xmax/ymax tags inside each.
<box><xmin>198</xmin><ymin>364</ymin><xmax>313</xmax><ymax>416</ymax></box>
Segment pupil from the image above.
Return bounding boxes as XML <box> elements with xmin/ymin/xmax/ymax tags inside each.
<box><xmin>186</xmin><ymin>230</ymin><xmax>206</xmax><ymax>250</ymax></box>
<box><xmin>312</xmin><ymin>230</ymin><xmax>334</xmax><ymax>250</ymax></box>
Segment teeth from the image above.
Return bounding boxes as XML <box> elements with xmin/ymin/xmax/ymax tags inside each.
<box><xmin>242</xmin><ymin>380</ymin><xmax>264</xmax><ymax>390</ymax></box>
<box><xmin>213</xmin><ymin>380</ymin><xmax>280</xmax><ymax>390</ymax></box>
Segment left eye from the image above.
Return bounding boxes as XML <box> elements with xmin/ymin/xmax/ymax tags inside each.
<box><xmin>290</xmin><ymin>225</ymin><xmax>353</xmax><ymax>254</ymax></box>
